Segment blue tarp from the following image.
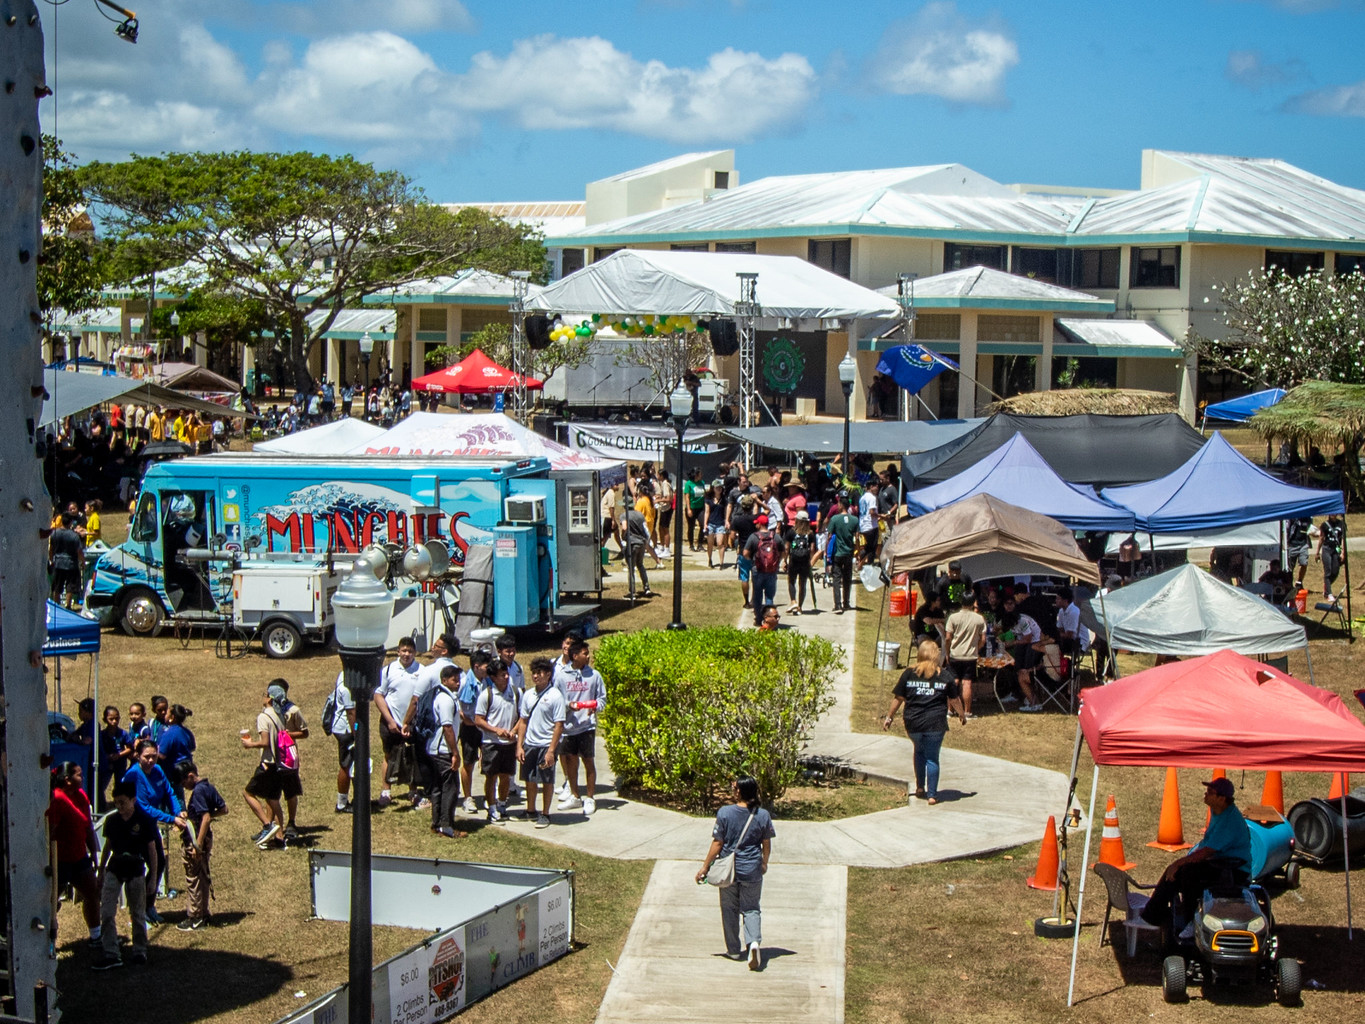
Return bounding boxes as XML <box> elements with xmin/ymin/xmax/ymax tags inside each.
<box><xmin>1101</xmin><ymin>432</ymin><xmax>1345</xmax><ymax>532</ymax></box>
<box><xmin>43</xmin><ymin>601</ymin><xmax>101</xmax><ymax>657</ymax></box>
<box><xmin>1204</xmin><ymin>388</ymin><xmax>1287</xmax><ymax>423</ymax></box>
<box><xmin>904</xmin><ymin>433</ymin><xmax>1137</xmax><ymax>532</ymax></box>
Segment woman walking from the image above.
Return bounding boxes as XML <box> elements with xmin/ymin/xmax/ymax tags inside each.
<box><xmin>695</xmin><ymin>776</ymin><xmax>775</xmax><ymax>970</ymax></box>
<box><xmin>881</xmin><ymin>640</ymin><xmax>965</xmax><ymax>805</ymax></box>
<box><xmin>704</xmin><ymin>481</ymin><xmax>728</xmax><ymax>569</ymax></box>
<box><xmin>784</xmin><ymin>510</ymin><xmax>820</xmax><ymax>614</ymax></box>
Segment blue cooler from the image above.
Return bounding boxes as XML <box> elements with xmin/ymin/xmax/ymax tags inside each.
<box><xmin>1247</xmin><ymin>816</ymin><xmax>1295</xmax><ymax>881</ymax></box>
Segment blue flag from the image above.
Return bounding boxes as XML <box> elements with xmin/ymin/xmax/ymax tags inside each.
<box><xmin>875</xmin><ymin>344</ymin><xmax>958</xmax><ymax>395</ymax></box>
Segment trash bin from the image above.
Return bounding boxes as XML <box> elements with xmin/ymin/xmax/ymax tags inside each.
<box><xmin>875</xmin><ymin>641</ymin><xmax>901</xmax><ymax>670</ymax></box>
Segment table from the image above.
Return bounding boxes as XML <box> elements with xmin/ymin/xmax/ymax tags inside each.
<box><xmin>977</xmin><ymin>652</ymin><xmax>1015</xmax><ymax>712</ymax></box>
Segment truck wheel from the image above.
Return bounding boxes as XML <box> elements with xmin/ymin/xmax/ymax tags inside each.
<box><xmin>1277</xmin><ymin>958</ymin><xmax>1301</xmax><ymax>1006</ymax></box>
<box><xmin>262</xmin><ymin>621</ymin><xmax>302</xmax><ymax>659</ymax></box>
<box><xmin>119</xmin><ymin>589</ymin><xmax>165</xmax><ymax>637</ymax></box>
<box><xmin>1285</xmin><ymin>862</ymin><xmax>1301</xmax><ymax>889</ymax></box>
<box><xmin>1162</xmin><ymin>955</ymin><xmax>1187</xmax><ymax>1003</ymax></box>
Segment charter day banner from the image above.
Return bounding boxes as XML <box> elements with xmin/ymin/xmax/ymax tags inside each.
<box><xmin>567</xmin><ymin>422</ymin><xmax>722</xmax><ymax>461</ymax></box>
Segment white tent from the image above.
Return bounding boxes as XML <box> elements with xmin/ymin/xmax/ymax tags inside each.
<box><xmin>342</xmin><ymin>413</ymin><xmax>625</xmax><ymax>483</ymax></box>
<box><xmin>254</xmin><ymin>417</ymin><xmax>387</xmax><ymax>455</ymax></box>
<box><xmin>1080</xmin><ymin>564</ymin><xmax>1309</xmax><ymax>660</ymax></box>
<box><xmin>1103</xmin><ymin>522</ymin><xmax>1279</xmax><ymax>554</ymax></box>
<box><xmin>527</xmin><ymin>249</ymin><xmax>903</xmax><ymax>321</ymax></box>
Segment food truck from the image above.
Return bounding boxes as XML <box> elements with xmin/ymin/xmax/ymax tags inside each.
<box><xmin>85</xmin><ymin>454</ymin><xmax>603</xmax><ymax>649</ymax></box>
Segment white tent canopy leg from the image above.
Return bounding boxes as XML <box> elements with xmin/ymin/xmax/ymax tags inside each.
<box><xmin>1067</xmin><ymin>764</ymin><xmax>1100</xmax><ymax>1007</ymax></box>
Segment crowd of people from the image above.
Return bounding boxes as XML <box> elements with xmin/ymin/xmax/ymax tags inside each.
<box><xmin>260</xmin><ymin>374</ymin><xmax>440</xmax><ymax>435</ymax></box>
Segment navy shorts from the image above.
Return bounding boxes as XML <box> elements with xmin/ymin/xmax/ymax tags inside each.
<box><xmin>481</xmin><ymin>743</ymin><xmax>517</xmax><ymax>777</ymax></box>
<box><xmin>559</xmin><ymin>730</ymin><xmax>596</xmax><ymax>759</ymax></box>
<box><xmin>520</xmin><ymin>746</ymin><xmax>557</xmax><ymax>785</ymax></box>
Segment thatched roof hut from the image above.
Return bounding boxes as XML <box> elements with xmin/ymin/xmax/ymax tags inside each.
<box><xmin>987</xmin><ymin>389</ymin><xmax>1178</xmax><ymax>416</ymax></box>
<box><xmin>1248</xmin><ymin>381</ymin><xmax>1365</xmax><ymax>444</ymax></box>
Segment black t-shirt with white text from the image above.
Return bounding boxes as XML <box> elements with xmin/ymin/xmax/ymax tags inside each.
<box><xmin>893</xmin><ymin>667</ymin><xmax>960</xmax><ymax>734</ymax></box>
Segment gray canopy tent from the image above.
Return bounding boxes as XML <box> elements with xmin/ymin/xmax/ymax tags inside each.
<box><xmin>40</xmin><ymin>368</ymin><xmax>254</xmax><ymax>428</ymax></box>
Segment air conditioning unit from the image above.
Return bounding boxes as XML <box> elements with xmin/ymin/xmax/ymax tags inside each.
<box><xmin>504</xmin><ymin>496</ymin><xmax>546</xmax><ymax>524</ymax></box>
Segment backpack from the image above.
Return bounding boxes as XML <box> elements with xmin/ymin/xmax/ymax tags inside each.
<box><xmin>753</xmin><ymin>531</ymin><xmax>781</xmax><ymax>574</ymax></box>
<box><xmin>788</xmin><ymin>531</ymin><xmax>813</xmax><ymax>560</ymax></box>
<box><xmin>321</xmin><ymin>689</ymin><xmax>338</xmax><ymax>737</ymax></box>
<box><xmin>268</xmin><ymin>709</ymin><xmax>299</xmax><ymax>771</ymax></box>
<box><xmin>412</xmin><ymin>685</ymin><xmax>443</xmax><ymax>744</ymax></box>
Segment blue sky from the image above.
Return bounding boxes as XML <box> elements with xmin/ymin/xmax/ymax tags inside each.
<box><xmin>39</xmin><ymin>0</ymin><xmax>1365</xmax><ymax>203</ymax></box>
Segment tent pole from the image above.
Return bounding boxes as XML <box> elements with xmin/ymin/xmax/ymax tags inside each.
<box><xmin>1342</xmin><ymin>516</ymin><xmax>1353</xmax><ymax>643</ymax></box>
<box><xmin>873</xmin><ymin>582</ymin><xmax>888</xmax><ymax>668</ymax></box>
<box><xmin>92</xmin><ymin>652</ymin><xmax>100</xmax><ymax>808</ymax></box>
<box><xmin>1343</xmin><ymin>791</ymin><xmax>1353</xmax><ymax>940</ymax></box>
<box><xmin>1304</xmin><ymin>642</ymin><xmax>1316</xmax><ymax>686</ymax></box>
<box><xmin>1096</xmin><ymin>586</ymin><xmax>1116</xmax><ymax>680</ymax></box>
<box><xmin>1067</xmin><ymin>764</ymin><xmax>1101</xmax><ymax>1008</ymax></box>
<box><xmin>1054</xmin><ymin>721</ymin><xmax>1086</xmax><ymax>922</ymax></box>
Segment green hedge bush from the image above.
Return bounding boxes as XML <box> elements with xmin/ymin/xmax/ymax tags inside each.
<box><xmin>595</xmin><ymin>626</ymin><xmax>841</xmax><ymax>811</ymax></box>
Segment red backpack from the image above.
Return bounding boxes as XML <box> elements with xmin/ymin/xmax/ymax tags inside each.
<box><xmin>753</xmin><ymin>531</ymin><xmax>781</xmax><ymax>574</ymax></box>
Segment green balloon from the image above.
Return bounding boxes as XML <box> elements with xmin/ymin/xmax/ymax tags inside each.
<box><xmin>643</xmin><ymin>325</ymin><xmax>655</xmax><ymax>335</ymax></box>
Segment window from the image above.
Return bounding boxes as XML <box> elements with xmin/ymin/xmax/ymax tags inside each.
<box><xmin>560</xmin><ymin>248</ymin><xmax>585</xmax><ymax>276</ymax></box>
<box><xmin>1011</xmin><ymin>247</ymin><xmax>1061</xmax><ymax>284</ymax></box>
<box><xmin>592</xmin><ymin>247</ymin><xmax>622</xmax><ymax>263</ymax></box>
<box><xmin>1265</xmin><ymin>250</ymin><xmax>1325</xmax><ymax>278</ymax></box>
<box><xmin>944</xmin><ymin>242</ymin><xmax>1005</xmax><ymax>272</ymax></box>
<box><xmin>977</xmin><ymin>315</ymin><xmax>1040</xmax><ymax>344</ymax></box>
<box><xmin>914</xmin><ymin>313</ymin><xmax>961</xmax><ymax>340</ymax></box>
<box><xmin>1070</xmin><ymin>248</ymin><xmax>1121</xmax><ymax>289</ymax></box>
<box><xmin>1337</xmin><ymin>253</ymin><xmax>1365</xmax><ymax>276</ymax></box>
<box><xmin>131</xmin><ymin>493</ymin><xmax>158</xmax><ymax>542</ymax></box>
<box><xmin>417</xmin><ymin>308</ymin><xmax>446</xmax><ymax>333</ymax></box>
<box><xmin>670</xmin><ymin>243</ymin><xmax>708</xmax><ymax>252</ymax></box>
<box><xmin>713</xmin><ymin>171</ymin><xmax>730</xmax><ymax>189</ymax></box>
<box><xmin>1130</xmin><ymin>246</ymin><xmax>1181</xmax><ymax>288</ymax></box>
<box><xmin>807</xmin><ymin>239</ymin><xmax>852</xmax><ymax>279</ymax></box>
<box><xmin>715</xmin><ymin>241</ymin><xmax>756</xmax><ymax>253</ymax></box>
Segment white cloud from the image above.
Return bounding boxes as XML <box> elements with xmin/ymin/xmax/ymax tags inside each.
<box><xmin>867</xmin><ymin>2</ymin><xmax>1018</xmax><ymax>106</ymax></box>
<box><xmin>254</xmin><ymin>32</ymin><xmax>471</xmax><ymax>145</ymax></box>
<box><xmin>1225</xmin><ymin>49</ymin><xmax>1309</xmax><ymax>89</ymax></box>
<box><xmin>1284</xmin><ymin>81</ymin><xmax>1365</xmax><ymax>116</ymax></box>
<box><xmin>454</xmin><ymin>35</ymin><xmax>817</xmax><ymax>143</ymax></box>
<box><xmin>52</xmin><ymin>91</ymin><xmax>258</xmax><ymax>155</ymax></box>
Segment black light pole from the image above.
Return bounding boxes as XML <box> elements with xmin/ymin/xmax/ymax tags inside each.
<box><xmin>331</xmin><ymin>566</ymin><xmax>394</xmax><ymax>1024</ymax></box>
<box><xmin>838</xmin><ymin>353</ymin><xmax>857</xmax><ymax>488</ymax></box>
<box><xmin>667</xmin><ymin>386</ymin><xmax>693</xmax><ymax>631</ymax></box>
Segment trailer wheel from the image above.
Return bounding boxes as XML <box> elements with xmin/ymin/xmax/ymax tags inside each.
<box><xmin>1284</xmin><ymin>862</ymin><xmax>1301</xmax><ymax>890</ymax></box>
<box><xmin>1162</xmin><ymin>955</ymin><xmax>1188</xmax><ymax>1003</ymax></box>
<box><xmin>262</xmin><ymin>621</ymin><xmax>302</xmax><ymax>659</ymax></box>
<box><xmin>119</xmin><ymin>588</ymin><xmax>165</xmax><ymax>637</ymax></box>
<box><xmin>1277</xmin><ymin>958</ymin><xmax>1301</xmax><ymax>1006</ymax></box>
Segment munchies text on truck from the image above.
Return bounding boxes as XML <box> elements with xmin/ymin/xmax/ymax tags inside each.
<box><xmin>86</xmin><ymin>454</ymin><xmax>603</xmax><ymax>637</ymax></box>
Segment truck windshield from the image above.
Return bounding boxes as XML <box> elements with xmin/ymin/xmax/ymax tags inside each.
<box><xmin>130</xmin><ymin>493</ymin><xmax>157</xmax><ymax>542</ymax></box>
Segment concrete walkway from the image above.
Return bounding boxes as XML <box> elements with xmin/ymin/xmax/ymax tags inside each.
<box><xmin>595</xmin><ymin>861</ymin><xmax>845</xmax><ymax>1024</ymax></box>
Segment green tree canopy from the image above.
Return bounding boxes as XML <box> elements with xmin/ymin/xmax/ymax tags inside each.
<box><xmin>80</xmin><ymin>150</ymin><xmax>545</xmax><ymax>391</ymax></box>
<box><xmin>39</xmin><ymin>135</ymin><xmax>106</xmax><ymax>330</ymax></box>
<box><xmin>1187</xmin><ymin>268</ymin><xmax>1365</xmax><ymax>389</ymax></box>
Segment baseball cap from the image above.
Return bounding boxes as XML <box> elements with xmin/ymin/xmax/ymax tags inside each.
<box><xmin>795</xmin><ymin>510</ymin><xmax>810</xmax><ymax>521</ymax></box>
<box><xmin>1204</xmin><ymin>778</ymin><xmax>1235</xmax><ymax>799</ymax></box>
<box><xmin>948</xmin><ymin>560</ymin><xmax>962</xmax><ymax>571</ymax></box>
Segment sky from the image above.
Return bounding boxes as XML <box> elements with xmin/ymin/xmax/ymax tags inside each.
<box><xmin>37</xmin><ymin>0</ymin><xmax>1365</xmax><ymax>204</ymax></box>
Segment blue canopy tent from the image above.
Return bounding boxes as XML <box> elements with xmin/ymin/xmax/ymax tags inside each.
<box><xmin>1203</xmin><ymin>388</ymin><xmax>1286</xmax><ymax>425</ymax></box>
<box><xmin>44</xmin><ymin>601</ymin><xmax>103</xmax><ymax>799</ymax></box>
<box><xmin>904</xmin><ymin>433</ymin><xmax>1137</xmax><ymax>532</ymax></box>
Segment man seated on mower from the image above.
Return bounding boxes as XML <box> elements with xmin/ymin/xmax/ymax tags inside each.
<box><xmin>1141</xmin><ymin>778</ymin><xmax>1252</xmax><ymax>940</ymax></box>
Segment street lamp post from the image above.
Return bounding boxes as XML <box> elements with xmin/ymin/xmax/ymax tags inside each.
<box><xmin>331</xmin><ymin>567</ymin><xmax>394</xmax><ymax>1024</ymax></box>
<box><xmin>838</xmin><ymin>353</ymin><xmax>857</xmax><ymax>488</ymax></box>
<box><xmin>358</xmin><ymin>332</ymin><xmax>374</xmax><ymax>415</ymax></box>
<box><xmin>667</xmin><ymin>386</ymin><xmax>692</xmax><ymax>631</ymax></box>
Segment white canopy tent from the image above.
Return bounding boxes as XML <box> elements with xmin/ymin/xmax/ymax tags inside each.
<box><xmin>254</xmin><ymin>417</ymin><xmax>387</xmax><ymax>454</ymax></box>
<box><xmin>1103</xmin><ymin>522</ymin><xmax>1279</xmax><ymax>554</ymax></box>
<box><xmin>527</xmin><ymin>249</ymin><xmax>904</xmax><ymax>321</ymax></box>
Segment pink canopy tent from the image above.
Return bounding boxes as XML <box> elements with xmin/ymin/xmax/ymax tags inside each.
<box><xmin>411</xmin><ymin>348</ymin><xmax>543</xmax><ymax>394</ymax></box>
<box><xmin>1065</xmin><ymin>649</ymin><xmax>1365</xmax><ymax>1003</ymax></box>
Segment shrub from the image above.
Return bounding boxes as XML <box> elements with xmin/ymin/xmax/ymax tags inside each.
<box><xmin>595</xmin><ymin>626</ymin><xmax>841</xmax><ymax>811</ymax></box>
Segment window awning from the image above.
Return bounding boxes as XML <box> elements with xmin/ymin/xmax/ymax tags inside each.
<box><xmin>1055</xmin><ymin>319</ymin><xmax>1183</xmax><ymax>359</ymax></box>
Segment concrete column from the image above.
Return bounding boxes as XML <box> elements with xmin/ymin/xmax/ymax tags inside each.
<box><xmin>977</xmin><ymin>354</ymin><xmax>994</xmax><ymax>413</ymax></box>
<box><xmin>409</xmin><ymin>310</ymin><xmax>420</xmax><ymax>385</ymax></box>
<box><xmin>1177</xmin><ymin>352</ymin><xmax>1198</xmax><ymax>422</ymax></box>
<box><xmin>957</xmin><ymin>314</ymin><xmax>978</xmax><ymax>419</ymax></box>
<box><xmin>242</xmin><ymin>344</ymin><xmax>256</xmax><ymax>387</ymax></box>
<box><xmin>1037</xmin><ymin>315</ymin><xmax>1054</xmax><ymax>391</ymax></box>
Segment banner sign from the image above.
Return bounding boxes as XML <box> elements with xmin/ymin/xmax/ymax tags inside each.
<box><xmin>567</xmin><ymin>422</ymin><xmax>721</xmax><ymax>461</ymax></box>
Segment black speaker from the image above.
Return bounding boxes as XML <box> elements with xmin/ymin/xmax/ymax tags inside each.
<box><xmin>708</xmin><ymin>318</ymin><xmax>738</xmax><ymax>356</ymax></box>
<box><xmin>525</xmin><ymin>314</ymin><xmax>553</xmax><ymax>350</ymax></box>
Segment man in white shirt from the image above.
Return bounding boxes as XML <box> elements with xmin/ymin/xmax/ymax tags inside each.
<box><xmin>425</xmin><ymin>665</ymin><xmax>462</xmax><ymax>837</ymax></box>
<box><xmin>330</xmin><ymin>672</ymin><xmax>357</xmax><ymax>813</ymax></box>
<box><xmin>857</xmin><ymin>480</ymin><xmax>881</xmax><ymax>565</ymax></box>
<box><xmin>556</xmin><ymin>640</ymin><xmax>607</xmax><ymax>816</ymax></box>
<box><xmin>473</xmin><ymin>661</ymin><xmax>520</xmax><ymax>825</ymax></box>
<box><xmin>1054</xmin><ymin>587</ymin><xmax>1091</xmax><ymax>654</ymax></box>
<box><xmin>373</xmin><ymin>637</ymin><xmax>424</xmax><ymax>809</ymax></box>
<box><xmin>515</xmin><ymin>657</ymin><xmax>566</xmax><ymax>828</ymax></box>
<box><xmin>455</xmin><ymin>651</ymin><xmax>493</xmax><ymax>814</ymax></box>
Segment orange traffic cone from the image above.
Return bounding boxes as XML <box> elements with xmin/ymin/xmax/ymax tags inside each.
<box><xmin>1026</xmin><ymin>815</ymin><xmax>1060</xmax><ymax>891</ymax></box>
<box><xmin>1261</xmin><ymin>771</ymin><xmax>1285</xmax><ymax>815</ymax></box>
<box><xmin>1329</xmin><ymin>772</ymin><xmax>1351</xmax><ymax>800</ymax></box>
<box><xmin>1094</xmin><ymin>795</ymin><xmax>1137</xmax><ymax>871</ymax></box>
<box><xmin>1202</xmin><ymin>768</ymin><xmax>1226</xmax><ymax>833</ymax></box>
<box><xmin>1148</xmin><ymin>767</ymin><xmax>1193</xmax><ymax>851</ymax></box>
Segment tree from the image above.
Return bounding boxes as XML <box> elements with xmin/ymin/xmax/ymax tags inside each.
<box><xmin>80</xmin><ymin>151</ymin><xmax>545</xmax><ymax>393</ymax></box>
<box><xmin>39</xmin><ymin>136</ymin><xmax>105</xmax><ymax>333</ymax></box>
<box><xmin>1186</xmin><ymin>268</ymin><xmax>1365</xmax><ymax>389</ymax></box>
<box><xmin>619</xmin><ymin>330</ymin><xmax>714</xmax><ymax>401</ymax></box>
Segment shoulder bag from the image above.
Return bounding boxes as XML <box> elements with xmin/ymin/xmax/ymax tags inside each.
<box><xmin>705</xmin><ymin>810</ymin><xmax>757</xmax><ymax>888</ymax></box>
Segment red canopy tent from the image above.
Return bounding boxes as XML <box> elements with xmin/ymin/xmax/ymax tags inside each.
<box><xmin>1064</xmin><ymin>649</ymin><xmax>1365</xmax><ymax>1003</ymax></box>
<box><xmin>411</xmin><ymin>348</ymin><xmax>544</xmax><ymax>394</ymax></box>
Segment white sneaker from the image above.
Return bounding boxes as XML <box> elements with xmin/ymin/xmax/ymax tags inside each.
<box><xmin>557</xmin><ymin>793</ymin><xmax>582</xmax><ymax>810</ymax></box>
<box><xmin>558</xmin><ymin>779</ymin><xmax>571</xmax><ymax>797</ymax></box>
<box><xmin>463</xmin><ymin>797</ymin><xmax>479</xmax><ymax>815</ymax></box>
<box><xmin>582</xmin><ymin>796</ymin><xmax>596</xmax><ymax>816</ymax></box>
<box><xmin>748</xmin><ymin>941</ymin><xmax>761</xmax><ymax>970</ymax></box>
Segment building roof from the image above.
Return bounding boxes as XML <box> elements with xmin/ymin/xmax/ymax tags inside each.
<box><xmin>364</xmin><ymin>269</ymin><xmax>543</xmax><ymax>307</ymax></box>
<box><xmin>878</xmin><ymin>266</ymin><xmax>1113</xmax><ymax>312</ymax></box>
<box><xmin>1056</xmin><ymin>318</ymin><xmax>1182</xmax><ymax>356</ymax></box>
<box><xmin>455</xmin><ymin>201</ymin><xmax>585</xmax><ymax>238</ymax></box>
<box><xmin>304</xmin><ymin>308</ymin><xmax>396</xmax><ymax>340</ymax></box>
<box><xmin>592</xmin><ymin>151</ymin><xmax>732</xmax><ymax>183</ymax></box>
<box><xmin>549</xmin><ymin>150</ymin><xmax>1365</xmax><ymax>252</ymax></box>
<box><xmin>51</xmin><ymin>307</ymin><xmax>123</xmax><ymax>333</ymax></box>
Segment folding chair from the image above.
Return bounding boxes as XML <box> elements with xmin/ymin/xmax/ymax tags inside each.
<box><xmin>1033</xmin><ymin>643</ymin><xmax>1073</xmax><ymax>713</ymax></box>
<box><xmin>1094</xmin><ymin>863</ymin><xmax>1161</xmax><ymax>957</ymax></box>
<box><xmin>1314</xmin><ymin>590</ymin><xmax>1351</xmax><ymax>638</ymax></box>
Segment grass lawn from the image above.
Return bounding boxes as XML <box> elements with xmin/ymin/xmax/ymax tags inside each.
<box><xmin>846</xmin><ymin>559</ymin><xmax>1365</xmax><ymax>1021</ymax></box>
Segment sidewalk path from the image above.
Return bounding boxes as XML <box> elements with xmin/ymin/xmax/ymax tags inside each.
<box><xmin>595</xmin><ymin>861</ymin><xmax>845</xmax><ymax>1024</ymax></box>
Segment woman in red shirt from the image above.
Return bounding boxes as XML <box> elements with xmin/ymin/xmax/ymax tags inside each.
<box><xmin>47</xmin><ymin>762</ymin><xmax>102</xmax><ymax>944</ymax></box>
